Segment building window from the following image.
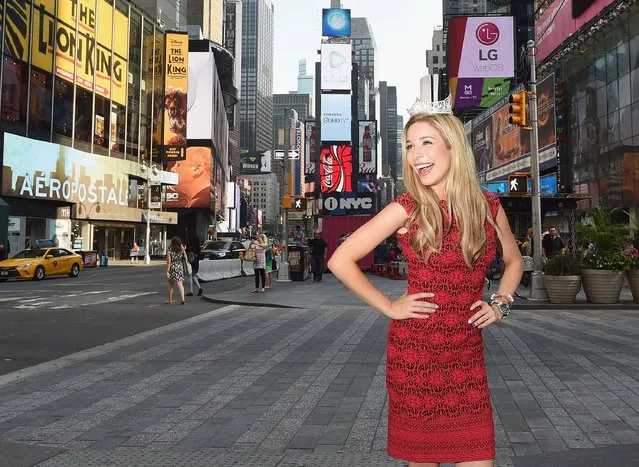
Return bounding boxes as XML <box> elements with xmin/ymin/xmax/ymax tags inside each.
<box><xmin>28</xmin><ymin>69</ymin><xmax>53</xmax><ymax>134</ymax></box>
<box><xmin>1</xmin><ymin>57</ymin><xmax>28</xmax><ymax>123</ymax></box>
<box><xmin>53</xmin><ymin>78</ymin><xmax>74</xmax><ymax>138</ymax></box>
<box><xmin>433</xmin><ymin>56</ymin><xmax>439</xmax><ymax>64</ymax></box>
<box><xmin>94</xmin><ymin>96</ymin><xmax>111</xmax><ymax>154</ymax></box>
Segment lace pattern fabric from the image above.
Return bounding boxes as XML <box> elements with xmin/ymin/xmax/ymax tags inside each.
<box><xmin>386</xmin><ymin>191</ymin><xmax>501</xmax><ymax>463</ymax></box>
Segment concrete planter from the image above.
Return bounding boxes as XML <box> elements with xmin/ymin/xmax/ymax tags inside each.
<box><xmin>544</xmin><ymin>275</ymin><xmax>581</xmax><ymax>304</ymax></box>
<box><xmin>581</xmin><ymin>269</ymin><xmax>625</xmax><ymax>304</ymax></box>
<box><xmin>626</xmin><ymin>269</ymin><xmax>639</xmax><ymax>302</ymax></box>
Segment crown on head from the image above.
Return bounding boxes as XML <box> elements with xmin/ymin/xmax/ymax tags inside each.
<box><xmin>407</xmin><ymin>95</ymin><xmax>453</xmax><ymax>116</ymax></box>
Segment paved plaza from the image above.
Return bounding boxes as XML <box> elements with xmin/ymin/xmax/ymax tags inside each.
<box><xmin>0</xmin><ymin>275</ymin><xmax>638</xmax><ymax>466</ymax></box>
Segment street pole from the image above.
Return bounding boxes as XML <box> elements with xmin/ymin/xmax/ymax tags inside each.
<box><xmin>145</xmin><ymin>171</ymin><xmax>152</xmax><ymax>265</ymax></box>
<box><xmin>528</xmin><ymin>39</ymin><xmax>547</xmax><ymax>300</ymax></box>
<box><xmin>278</xmin><ymin>108</ymin><xmax>291</xmax><ymax>282</ymax></box>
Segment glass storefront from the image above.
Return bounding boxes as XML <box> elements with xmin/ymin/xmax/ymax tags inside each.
<box><xmin>561</xmin><ymin>5</ymin><xmax>639</xmax><ymax>210</ymax></box>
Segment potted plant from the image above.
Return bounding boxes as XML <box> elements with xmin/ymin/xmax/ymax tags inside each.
<box><xmin>544</xmin><ymin>252</ymin><xmax>582</xmax><ymax>304</ymax></box>
<box><xmin>577</xmin><ymin>208</ymin><xmax>631</xmax><ymax>304</ymax></box>
<box><xmin>626</xmin><ymin>217</ymin><xmax>639</xmax><ymax>302</ymax></box>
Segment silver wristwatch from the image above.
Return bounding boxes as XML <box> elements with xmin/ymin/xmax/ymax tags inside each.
<box><xmin>490</xmin><ymin>300</ymin><xmax>511</xmax><ymax>319</ymax></box>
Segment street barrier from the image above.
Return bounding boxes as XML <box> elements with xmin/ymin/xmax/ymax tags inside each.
<box><xmin>196</xmin><ymin>256</ymin><xmax>280</xmax><ymax>282</ymax></box>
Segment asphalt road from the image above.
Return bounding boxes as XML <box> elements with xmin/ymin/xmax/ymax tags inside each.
<box><xmin>0</xmin><ymin>264</ymin><xmax>248</xmax><ymax>376</ymax></box>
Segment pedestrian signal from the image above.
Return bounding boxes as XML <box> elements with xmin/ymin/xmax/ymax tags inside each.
<box><xmin>508</xmin><ymin>175</ymin><xmax>529</xmax><ymax>194</ymax></box>
<box><xmin>293</xmin><ymin>197</ymin><xmax>307</xmax><ymax>211</ymax></box>
<box><xmin>508</xmin><ymin>91</ymin><xmax>527</xmax><ymax>127</ymax></box>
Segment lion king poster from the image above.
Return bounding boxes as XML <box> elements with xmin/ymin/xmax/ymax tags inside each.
<box><xmin>163</xmin><ymin>32</ymin><xmax>189</xmax><ymax>161</ymax></box>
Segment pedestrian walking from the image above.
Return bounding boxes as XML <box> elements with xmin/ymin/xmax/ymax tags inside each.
<box><xmin>250</xmin><ymin>236</ymin><xmax>267</xmax><ymax>293</ymax></box>
<box><xmin>262</xmin><ymin>234</ymin><xmax>273</xmax><ymax>289</ymax></box>
<box><xmin>329</xmin><ymin>112</ymin><xmax>523</xmax><ymax>465</ymax></box>
<box><xmin>308</xmin><ymin>230</ymin><xmax>327</xmax><ymax>282</ymax></box>
<box><xmin>130</xmin><ymin>242</ymin><xmax>139</xmax><ymax>264</ymax></box>
<box><xmin>186</xmin><ymin>237</ymin><xmax>203</xmax><ymax>297</ymax></box>
<box><xmin>166</xmin><ymin>236</ymin><xmax>187</xmax><ymax>305</ymax></box>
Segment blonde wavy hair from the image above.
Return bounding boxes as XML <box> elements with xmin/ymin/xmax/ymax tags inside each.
<box><xmin>401</xmin><ymin>113</ymin><xmax>497</xmax><ymax>269</ymax></box>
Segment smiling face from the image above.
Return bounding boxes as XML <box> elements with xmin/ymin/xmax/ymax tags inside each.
<box><xmin>405</xmin><ymin>121</ymin><xmax>452</xmax><ymax>198</ymax></box>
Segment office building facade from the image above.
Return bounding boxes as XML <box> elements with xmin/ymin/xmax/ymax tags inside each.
<box><xmin>240</xmin><ymin>0</ymin><xmax>274</xmax><ymax>155</ymax></box>
<box><xmin>187</xmin><ymin>0</ymin><xmax>225</xmax><ymax>44</ymax></box>
<box><xmin>0</xmin><ymin>0</ymin><xmax>178</xmax><ymax>261</ymax></box>
<box><xmin>352</xmin><ymin>18</ymin><xmax>377</xmax><ymax>120</ymax></box>
<box><xmin>378</xmin><ymin>82</ymin><xmax>398</xmax><ymax>180</ymax></box>
<box><xmin>244</xmin><ymin>173</ymin><xmax>279</xmax><ymax>232</ymax></box>
<box><xmin>297</xmin><ymin>59</ymin><xmax>314</xmax><ymax>102</ymax></box>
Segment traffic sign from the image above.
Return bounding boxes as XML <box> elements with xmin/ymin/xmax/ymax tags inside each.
<box><xmin>508</xmin><ymin>175</ymin><xmax>529</xmax><ymax>194</ymax></box>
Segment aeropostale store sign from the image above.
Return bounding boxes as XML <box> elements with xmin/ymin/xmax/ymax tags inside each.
<box><xmin>1</xmin><ymin>133</ymin><xmax>177</xmax><ymax>224</ymax></box>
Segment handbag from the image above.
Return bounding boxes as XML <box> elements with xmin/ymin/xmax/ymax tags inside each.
<box><xmin>187</xmin><ymin>251</ymin><xmax>197</xmax><ymax>263</ymax></box>
<box><xmin>271</xmin><ymin>257</ymin><xmax>277</xmax><ymax>271</ymax></box>
<box><xmin>183</xmin><ymin>253</ymin><xmax>193</xmax><ymax>276</ymax></box>
<box><xmin>244</xmin><ymin>248</ymin><xmax>256</xmax><ymax>262</ymax></box>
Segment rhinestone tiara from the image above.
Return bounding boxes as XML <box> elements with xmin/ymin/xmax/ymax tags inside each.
<box><xmin>407</xmin><ymin>95</ymin><xmax>452</xmax><ymax>116</ymax></box>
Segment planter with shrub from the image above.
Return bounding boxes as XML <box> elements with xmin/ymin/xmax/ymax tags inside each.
<box><xmin>544</xmin><ymin>252</ymin><xmax>582</xmax><ymax>304</ymax></box>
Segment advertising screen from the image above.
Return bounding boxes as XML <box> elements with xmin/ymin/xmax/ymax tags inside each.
<box><xmin>240</xmin><ymin>150</ymin><xmax>271</xmax><ymax>174</ymax></box>
<box><xmin>322</xmin><ymin>8</ymin><xmax>351</xmax><ymax>37</ymax></box>
<box><xmin>320</xmin><ymin>145</ymin><xmax>353</xmax><ymax>193</ymax></box>
<box><xmin>447</xmin><ymin>16</ymin><xmax>515</xmax><ymax>109</ymax></box>
<box><xmin>472</xmin><ymin>74</ymin><xmax>557</xmax><ymax>182</ymax></box>
<box><xmin>187</xmin><ymin>52</ymin><xmax>213</xmax><ymax>140</ymax></box>
<box><xmin>305</xmin><ymin>121</ymin><xmax>317</xmax><ymax>174</ymax></box>
<box><xmin>163</xmin><ymin>33</ymin><xmax>189</xmax><ymax>161</ymax></box>
<box><xmin>358</xmin><ymin>121</ymin><xmax>377</xmax><ymax>174</ymax></box>
<box><xmin>321</xmin><ymin>43</ymin><xmax>352</xmax><ymax>91</ymax></box>
<box><xmin>321</xmin><ymin>94</ymin><xmax>352</xmax><ymax>142</ymax></box>
<box><xmin>3</xmin><ymin>0</ymin><xmax>129</xmax><ymax>106</ymax></box>
<box><xmin>166</xmin><ymin>147</ymin><xmax>213</xmax><ymax>209</ymax></box>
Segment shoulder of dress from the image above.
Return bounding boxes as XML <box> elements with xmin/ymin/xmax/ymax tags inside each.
<box><xmin>394</xmin><ymin>193</ymin><xmax>416</xmax><ymax>214</ymax></box>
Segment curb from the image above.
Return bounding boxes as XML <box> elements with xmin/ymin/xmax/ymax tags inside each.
<box><xmin>200</xmin><ymin>295</ymin><xmax>300</xmax><ymax>309</ymax></box>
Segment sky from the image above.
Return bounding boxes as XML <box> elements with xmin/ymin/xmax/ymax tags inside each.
<box><xmin>271</xmin><ymin>0</ymin><xmax>443</xmax><ymax>121</ymax></box>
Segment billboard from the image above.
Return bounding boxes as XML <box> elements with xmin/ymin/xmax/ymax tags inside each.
<box><xmin>187</xmin><ymin>52</ymin><xmax>214</xmax><ymax>140</ymax></box>
<box><xmin>321</xmin><ymin>193</ymin><xmax>375</xmax><ymax>216</ymax></box>
<box><xmin>1</xmin><ymin>0</ymin><xmax>130</xmax><ymax>106</ymax></box>
<box><xmin>536</xmin><ymin>0</ymin><xmax>615</xmax><ymax>63</ymax></box>
<box><xmin>2</xmin><ymin>133</ymin><xmax>176</xmax><ymax>224</ymax></box>
<box><xmin>320</xmin><ymin>144</ymin><xmax>353</xmax><ymax>193</ymax></box>
<box><xmin>166</xmin><ymin>147</ymin><xmax>213</xmax><ymax>209</ymax></box>
<box><xmin>240</xmin><ymin>151</ymin><xmax>271</xmax><ymax>174</ymax></box>
<box><xmin>321</xmin><ymin>94</ymin><xmax>352</xmax><ymax>142</ymax></box>
<box><xmin>321</xmin><ymin>43</ymin><xmax>352</xmax><ymax>91</ymax></box>
<box><xmin>163</xmin><ymin>33</ymin><xmax>189</xmax><ymax>161</ymax></box>
<box><xmin>473</xmin><ymin>74</ymin><xmax>557</xmax><ymax>182</ymax></box>
<box><xmin>358</xmin><ymin>121</ymin><xmax>377</xmax><ymax>174</ymax></box>
<box><xmin>322</xmin><ymin>8</ymin><xmax>351</xmax><ymax>37</ymax></box>
<box><xmin>447</xmin><ymin>16</ymin><xmax>515</xmax><ymax>109</ymax></box>
<box><xmin>305</xmin><ymin>121</ymin><xmax>317</xmax><ymax>174</ymax></box>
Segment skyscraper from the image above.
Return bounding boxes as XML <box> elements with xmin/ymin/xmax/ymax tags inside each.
<box><xmin>379</xmin><ymin>82</ymin><xmax>398</xmax><ymax>180</ymax></box>
<box><xmin>134</xmin><ymin>0</ymin><xmax>187</xmax><ymax>31</ymax></box>
<box><xmin>352</xmin><ymin>17</ymin><xmax>377</xmax><ymax>120</ymax></box>
<box><xmin>297</xmin><ymin>59</ymin><xmax>314</xmax><ymax>103</ymax></box>
<box><xmin>240</xmin><ymin>0</ymin><xmax>274</xmax><ymax>155</ymax></box>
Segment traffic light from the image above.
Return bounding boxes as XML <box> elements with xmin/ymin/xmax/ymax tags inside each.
<box><xmin>508</xmin><ymin>91</ymin><xmax>527</xmax><ymax>127</ymax></box>
<box><xmin>292</xmin><ymin>197</ymin><xmax>307</xmax><ymax>211</ymax></box>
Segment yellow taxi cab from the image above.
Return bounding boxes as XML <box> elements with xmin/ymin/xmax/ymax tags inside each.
<box><xmin>0</xmin><ymin>248</ymin><xmax>84</xmax><ymax>281</ymax></box>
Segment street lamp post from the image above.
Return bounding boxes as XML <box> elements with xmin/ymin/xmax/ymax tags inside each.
<box><xmin>142</xmin><ymin>163</ymin><xmax>159</xmax><ymax>264</ymax></box>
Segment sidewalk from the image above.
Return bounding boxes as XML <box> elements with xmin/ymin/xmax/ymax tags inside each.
<box><xmin>1</xmin><ymin>277</ymin><xmax>639</xmax><ymax>466</ymax></box>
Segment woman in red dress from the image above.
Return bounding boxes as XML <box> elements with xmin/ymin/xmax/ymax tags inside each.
<box><xmin>329</xmin><ymin>113</ymin><xmax>522</xmax><ymax>466</ymax></box>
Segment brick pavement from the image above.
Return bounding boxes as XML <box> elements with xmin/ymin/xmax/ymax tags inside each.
<box><xmin>0</xmin><ymin>276</ymin><xmax>638</xmax><ymax>466</ymax></box>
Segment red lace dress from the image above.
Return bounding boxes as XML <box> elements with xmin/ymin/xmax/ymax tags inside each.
<box><xmin>387</xmin><ymin>192</ymin><xmax>500</xmax><ymax>463</ymax></box>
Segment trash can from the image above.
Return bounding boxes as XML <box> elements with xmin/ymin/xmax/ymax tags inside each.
<box><xmin>288</xmin><ymin>245</ymin><xmax>309</xmax><ymax>281</ymax></box>
<box><xmin>99</xmin><ymin>252</ymin><xmax>108</xmax><ymax>268</ymax></box>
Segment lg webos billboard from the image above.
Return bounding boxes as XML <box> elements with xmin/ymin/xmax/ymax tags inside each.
<box><xmin>321</xmin><ymin>43</ymin><xmax>352</xmax><ymax>91</ymax></box>
<box><xmin>320</xmin><ymin>145</ymin><xmax>353</xmax><ymax>193</ymax></box>
<box><xmin>447</xmin><ymin>16</ymin><xmax>515</xmax><ymax>109</ymax></box>
<box><xmin>321</xmin><ymin>94</ymin><xmax>352</xmax><ymax>142</ymax></box>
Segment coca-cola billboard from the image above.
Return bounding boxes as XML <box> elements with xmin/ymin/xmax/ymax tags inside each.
<box><xmin>320</xmin><ymin>144</ymin><xmax>353</xmax><ymax>193</ymax></box>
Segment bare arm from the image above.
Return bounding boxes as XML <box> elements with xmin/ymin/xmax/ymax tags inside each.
<box><xmin>328</xmin><ymin>202</ymin><xmax>437</xmax><ymax>319</ymax></box>
<box><xmin>470</xmin><ymin>205</ymin><xmax>523</xmax><ymax>328</ymax></box>
<box><xmin>494</xmin><ymin>205</ymin><xmax>523</xmax><ymax>296</ymax></box>
<box><xmin>166</xmin><ymin>251</ymin><xmax>171</xmax><ymax>272</ymax></box>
